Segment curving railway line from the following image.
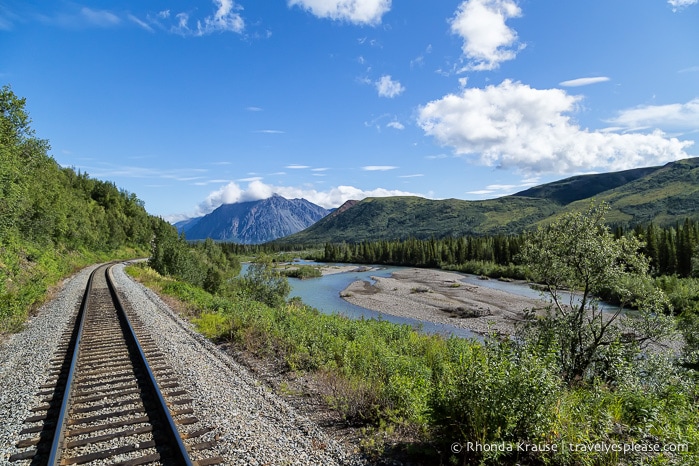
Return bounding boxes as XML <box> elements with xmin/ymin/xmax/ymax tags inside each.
<box><xmin>9</xmin><ymin>264</ymin><xmax>222</xmax><ymax>465</ymax></box>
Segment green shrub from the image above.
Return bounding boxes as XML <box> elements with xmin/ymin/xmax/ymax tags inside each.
<box><xmin>281</xmin><ymin>265</ymin><xmax>323</xmax><ymax>279</ymax></box>
<box><xmin>444</xmin><ymin>260</ymin><xmax>529</xmax><ymax>280</ymax></box>
<box><xmin>193</xmin><ymin>312</ymin><xmax>231</xmax><ymax>340</ymax></box>
<box><xmin>431</xmin><ymin>339</ymin><xmax>561</xmax><ymax>451</ymax></box>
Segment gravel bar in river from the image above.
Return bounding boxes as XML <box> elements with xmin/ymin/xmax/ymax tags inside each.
<box><xmin>341</xmin><ymin>267</ymin><xmax>548</xmax><ymax>336</ymax></box>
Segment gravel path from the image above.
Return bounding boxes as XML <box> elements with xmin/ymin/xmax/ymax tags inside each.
<box><xmin>1</xmin><ymin>263</ymin><xmax>366</xmax><ymax>465</ymax></box>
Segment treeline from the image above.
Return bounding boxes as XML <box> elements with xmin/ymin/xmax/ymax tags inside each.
<box><xmin>0</xmin><ymin>85</ymin><xmax>168</xmax><ymax>331</ymax></box>
<box><xmin>634</xmin><ymin>220</ymin><xmax>699</xmax><ymax>277</ymax></box>
<box><xmin>323</xmin><ymin>235</ymin><xmax>522</xmax><ymax>268</ymax></box>
<box><xmin>216</xmin><ymin>242</ymin><xmax>319</xmax><ymax>257</ymax></box>
<box><xmin>320</xmin><ymin>220</ymin><xmax>699</xmax><ymax>278</ymax></box>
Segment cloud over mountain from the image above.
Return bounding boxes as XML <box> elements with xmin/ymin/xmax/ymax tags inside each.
<box><xmin>193</xmin><ymin>180</ymin><xmax>423</xmax><ymax>218</ymax></box>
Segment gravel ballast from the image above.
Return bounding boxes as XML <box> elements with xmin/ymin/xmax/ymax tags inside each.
<box><xmin>1</xmin><ymin>263</ymin><xmax>365</xmax><ymax>465</ymax></box>
<box><xmin>0</xmin><ymin>264</ymin><xmax>99</xmax><ymax>464</ymax></box>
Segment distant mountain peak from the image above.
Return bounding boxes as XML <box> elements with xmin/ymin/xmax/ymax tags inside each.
<box><xmin>177</xmin><ymin>195</ymin><xmax>329</xmax><ymax>243</ymax></box>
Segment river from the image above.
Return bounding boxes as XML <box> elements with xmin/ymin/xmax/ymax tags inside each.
<box><xmin>245</xmin><ymin>261</ymin><xmax>619</xmax><ymax>340</ymax></box>
<box><xmin>285</xmin><ymin>264</ymin><xmax>483</xmax><ymax>338</ymax></box>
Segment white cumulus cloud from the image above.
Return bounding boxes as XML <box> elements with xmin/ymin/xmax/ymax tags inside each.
<box><xmin>275</xmin><ymin>185</ymin><xmax>421</xmax><ymax>208</ymax></box>
<box><xmin>288</xmin><ymin>0</ymin><xmax>391</xmax><ymax>25</ymax></box>
<box><xmin>668</xmin><ymin>0</ymin><xmax>698</xmax><ymax>11</ymax></box>
<box><xmin>450</xmin><ymin>0</ymin><xmax>523</xmax><ymax>71</ymax></box>
<box><xmin>197</xmin><ymin>180</ymin><xmax>271</xmax><ymax>214</ymax></box>
<box><xmin>167</xmin><ymin>0</ymin><xmax>244</xmax><ymax>36</ymax></box>
<box><xmin>375</xmin><ymin>75</ymin><xmax>405</xmax><ymax>98</ymax></box>
<box><xmin>417</xmin><ymin>79</ymin><xmax>692</xmax><ymax>174</ymax></box>
<box><xmin>200</xmin><ymin>0</ymin><xmax>244</xmax><ymax>34</ymax></box>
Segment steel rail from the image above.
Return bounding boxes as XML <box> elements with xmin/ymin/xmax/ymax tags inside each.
<box><xmin>45</xmin><ymin>264</ymin><xmax>194</xmax><ymax>465</ymax></box>
<box><xmin>46</xmin><ymin>265</ymin><xmax>96</xmax><ymax>466</ymax></box>
<box><xmin>106</xmin><ymin>265</ymin><xmax>194</xmax><ymax>466</ymax></box>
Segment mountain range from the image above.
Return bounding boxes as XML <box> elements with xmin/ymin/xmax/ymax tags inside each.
<box><xmin>176</xmin><ymin>157</ymin><xmax>699</xmax><ymax>244</ymax></box>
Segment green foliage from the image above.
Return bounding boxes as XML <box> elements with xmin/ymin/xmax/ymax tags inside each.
<box><xmin>653</xmin><ymin>275</ymin><xmax>699</xmax><ymax>315</ymax></box>
<box><xmin>193</xmin><ymin>312</ymin><xmax>232</xmax><ymax>340</ymax></box>
<box><xmin>518</xmin><ymin>202</ymin><xmax>675</xmax><ymax>384</ymax></box>
<box><xmin>149</xmin><ymin>223</ymin><xmax>205</xmax><ymax>283</ymax></box>
<box><xmin>129</xmin><ymin>264</ymin><xmax>699</xmax><ymax>465</ymax></box>
<box><xmin>1</xmin><ymin>86</ymin><xmax>47</xmax><ymax>239</ymax></box>
<box><xmin>281</xmin><ymin>265</ymin><xmax>323</xmax><ymax>279</ymax></box>
<box><xmin>0</xmin><ymin>85</ymin><xmax>158</xmax><ymax>332</ymax></box>
<box><xmin>431</xmin><ymin>340</ymin><xmax>562</xmax><ymax>461</ymax></box>
<box><xmin>634</xmin><ymin>219</ymin><xmax>699</xmax><ymax>277</ymax></box>
<box><xmin>656</xmin><ymin>275</ymin><xmax>699</xmax><ymax>368</ymax></box>
<box><xmin>445</xmin><ymin>260</ymin><xmax>528</xmax><ymax>280</ymax></box>
<box><xmin>149</xmin><ymin>231</ymin><xmax>240</xmax><ymax>294</ymax></box>
<box><xmin>238</xmin><ymin>255</ymin><xmax>291</xmax><ymax>308</ymax></box>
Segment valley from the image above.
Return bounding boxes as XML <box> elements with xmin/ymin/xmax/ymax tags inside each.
<box><xmin>2</xmin><ymin>85</ymin><xmax>698</xmax><ymax>465</ymax></box>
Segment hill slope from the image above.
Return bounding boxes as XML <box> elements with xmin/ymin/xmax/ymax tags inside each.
<box><xmin>282</xmin><ymin>158</ymin><xmax>699</xmax><ymax>244</ymax></box>
<box><xmin>512</xmin><ymin>165</ymin><xmax>662</xmax><ymax>205</ymax></box>
<box><xmin>181</xmin><ymin>194</ymin><xmax>330</xmax><ymax>243</ymax></box>
<box><xmin>282</xmin><ymin>196</ymin><xmax>559</xmax><ymax>243</ymax></box>
<box><xmin>568</xmin><ymin>157</ymin><xmax>699</xmax><ymax>226</ymax></box>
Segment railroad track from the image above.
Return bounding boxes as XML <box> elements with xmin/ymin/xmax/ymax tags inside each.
<box><xmin>10</xmin><ymin>264</ymin><xmax>223</xmax><ymax>465</ymax></box>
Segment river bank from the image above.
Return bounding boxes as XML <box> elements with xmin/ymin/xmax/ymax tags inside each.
<box><xmin>340</xmin><ymin>267</ymin><xmax>549</xmax><ymax>336</ymax></box>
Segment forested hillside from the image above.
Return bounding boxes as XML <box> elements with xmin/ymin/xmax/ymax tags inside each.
<box><xmin>283</xmin><ymin>158</ymin><xmax>699</xmax><ymax>245</ymax></box>
<box><xmin>0</xmin><ymin>86</ymin><xmax>168</xmax><ymax>332</ymax></box>
<box><xmin>283</xmin><ymin>195</ymin><xmax>560</xmax><ymax>243</ymax></box>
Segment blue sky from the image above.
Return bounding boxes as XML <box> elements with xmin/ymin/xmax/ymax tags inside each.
<box><xmin>2</xmin><ymin>0</ymin><xmax>698</xmax><ymax>221</ymax></box>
